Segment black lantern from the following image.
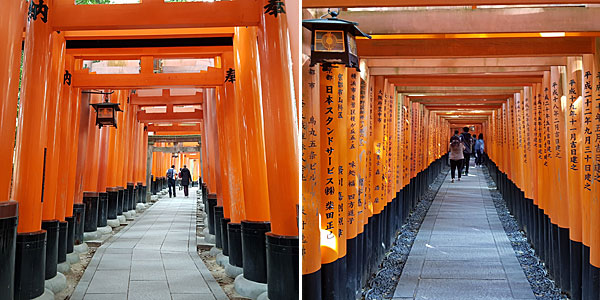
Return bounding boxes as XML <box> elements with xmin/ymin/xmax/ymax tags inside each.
<box><xmin>89</xmin><ymin>91</ymin><xmax>122</xmax><ymax>128</ymax></box>
<box><xmin>302</xmin><ymin>10</ymin><xmax>370</xmax><ymax>69</ymax></box>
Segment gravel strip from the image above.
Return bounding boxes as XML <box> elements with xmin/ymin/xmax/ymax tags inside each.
<box><xmin>481</xmin><ymin>166</ymin><xmax>568</xmax><ymax>300</ymax></box>
<box><xmin>362</xmin><ymin>166</ymin><xmax>449</xmax><ymax>300</ymax></box>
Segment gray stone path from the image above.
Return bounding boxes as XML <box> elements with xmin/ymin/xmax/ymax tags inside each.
<box><xmin>71</xmin><ymin>187</ymin><xmax>228</xmax><ymax>300</ymax></box>
<box><xmin>393</xmin><ymin>161</ymin><xmax>536</xmax><ymax>300</ymax></box>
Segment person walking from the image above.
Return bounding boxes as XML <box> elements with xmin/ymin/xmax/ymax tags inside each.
<box><xmin>450</xmin><ymin>130</ymin><xmax>460</xmax><ymax>143</ymax></box>
<box><xmin>166</xmin><ymin>165</ymin><xmax>177</xmax><ymax>198</ymax></box>
<box><xmin>449</xmin><ymin>136</ymin><xmax>465</xmax><ymax>183</ymax></box>
<box><xmin>180</xmin><ymin>164</ymin><xmax>192</xmax><ymax>197</ymax></box>
<box><xmin>460</xmin><ymin>127</ymin><xmax>473</xmax><ymax>176</ymax></box>
<box><xmin>475</xmin><ymin>133</ymin><xmax>485</xmax><ymax>166</ymax></box>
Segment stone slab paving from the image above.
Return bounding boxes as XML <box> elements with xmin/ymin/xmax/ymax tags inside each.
<box><xmin>393</xmin><ymin>161</ymin><xmax>536</xmax><ymax>300</ymax></box>
<box><xmin>71</xmin><ymin>187</ymin><xmax>228</xmax><ymax>300</ymax></box>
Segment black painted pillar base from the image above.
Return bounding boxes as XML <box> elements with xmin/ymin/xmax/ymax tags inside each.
<box><xmin>241</xmin><ymin>220</ymin><xmax>270</xmax><ymax>283</ymax></box>
<box><xmin>65</xmin><ymin>216</ymin><xmax>75</xmax><ymax>254</ymax></box>
<box><xmin>117</xmin><ymin>187</ymin><xmax>124</xmax><ymax>216</ymax></box>
<box><xmin>107</xmin><ymin>188</ymin><xmax>118</xmax><ymax>220</ymax></box>
<box><xmin>321</xmin><ymin>258</ymin><xmax>341</xmax><ymax>300</ymax></box>
<box><xmin>137</xmin><ymin>182</ymin><xmax>143</xmax><ymax>203</ymax></box>
<box><xmin>227</xmin><ymin>223</ymin><xmax>243</xmax><ymax>267</ymax></box>
<box><xmin>0</xmin><ymin>201</ymin><xmax>18</xmax><ymax>300</ymax></box>
<box><xmin>589</xmin><ymin>264</ymin><xmax>600</xmax><ymax>300</ymax></box>
<box><xmin>41</xmin><ymin>220</ymin><xmax>59</xmax><ymax>280</ymax></box>
<box><xmin>570</xmin><ymin>240</ymin><xmax>583</xmax><ymax>299</ymax></box>
<box><xmin>57</xmin><ymin>221</ymin><xmax>68</xmax><ymax>264</ymax></box>
<box><xmin>221</xmin><ymin>218</ymin><xmax>230</xmax><ymax>256</ymax></box>
<box><xmin>214</xmin><ymin>206</ymin><xmax>224</xmax><ymax>249</ymax></box>
<box><xmin>207</xmin><ymin>194</ymin><xmax>217</xmax><ymax>235</ymax></box>
<box><xmin>122</xmin><ymin>186</ymin><xmax>129</xmax><ymax>214</ymax></box>
<box><xmin>127</xmin><ymin>183</ymin><xmax>134</xmax><ymax>211</ymax></box>
<box><xmin>97</xmin><ymin>192</ymin><xmax>108</xmax><ymax>228</ymax></box>
<box><xmin>266</xmin><ymin>233</ymin><xmax>298</xmax><ymax>300</ymax></box>
<box><xmin>83</xmin><ymin>192</ymin><xmax>99</xmax><ymax>233</ymax></box>
<box><xmin>141</xmin><ymin>186</ymin><xmax>147</xmax><ymax>204</ymax></box>
<box><xmin>346</xmin><ymin>235</ymin><xmax>358</xmax><ymax>299</ymax></box>
<box><xmin>73</xmin><ymin>203</ymin><xmax>86</xmax><ymax>245</ymax></box>
<box><xmin>14</xmin><ymin>230</ymin><xmax>46</xmax><ymax>300</ymax></box>
<box><xmin>302</xmin><ymin>269</ymin><xmax>321</xmax><ymax>300</ymax></box>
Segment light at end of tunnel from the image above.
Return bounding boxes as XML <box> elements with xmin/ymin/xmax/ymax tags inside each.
<box><xmin>539</xmin><ymin>32</ymin><xmax>565</xmax><ymax>38</ymax></box>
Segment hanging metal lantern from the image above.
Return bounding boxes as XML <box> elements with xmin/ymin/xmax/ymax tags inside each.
<box><xmin>88</xmin><ymin>91</ymin><xmax>122</xmax><ymax>128</ymax></box>
<box><xmin>302</xmin><ymin>10</ymin><xmax>370</xmax><ymax>69</ymax></box>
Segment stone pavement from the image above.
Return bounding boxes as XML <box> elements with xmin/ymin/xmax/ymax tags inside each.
<box><xmin>71</xmin><ymin>187</ymin><xmax>228</xmax><ymax>300</ymax></box>
<box><xmin>393</xmin><ymin>160</ymin><xmax>536</xmax><ymax>300</ymax></box>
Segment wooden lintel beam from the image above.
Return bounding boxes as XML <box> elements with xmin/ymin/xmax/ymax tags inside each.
<box><xmin>148</xmin><ymin>134</ymin><xmax>201</xmax><ymax>144</ymax></box>
<box><xmin>153</xmin><ymin>146</ymin><xmax>201</xmax><ymax>153</ymax></box>
<box><xmin>131</xmin><ymin>90</ymin><xmax>203</xmax><ymax>106</ymax></box>
<box><xmin>66</xmin><ymin>46</ymin><xmax>232</xmax><ymax>60</ymax></box>
<box><xmin>337</xmin><ymin>8</ymin><xmax>600</xmax><ymax>34</ymax></box>
<box><xmin>147</xmin><ymin>124</ymin><xmax>201</xmax><ymax>132</ymax></box>
<box><xmin>52</xmin><ymin>0</ymin><xmax>261</xmax><ymax>31</ymax></box>
<box><xmin>370</xmin><ymin>66</ymin><xmax>551</xmax><ymax>76</ymax></box>
<box><xmin>303</xmin><ymin>0</ymin><xmax>600</xmax><ymax>7</ymax></box>
<box><xmin>365</xmin><ymin>57</ymin><xmax>567</xmax><ymax>68</ymax></box>
<box><xmin>138</xmin><ymin>110</ymin><xmax>203</xmax><ymax>123</ymax></box>
<box><xmin>357</xmin><ymin>37</ymin><xmax>594</xmax><ymax>57</ymax></box>
<box><xmin>409</xmin><ymin>94</ymin><xmax>512</xmax><ymax>100</ymax></box>
<box><xmin>72</xmin><ymin>67</ymin><xmax>223</xmax><ymax>88</ymax></box>
<box><xmin>388</xmin><ymin>75</ymin><xmax>541</xmax><ymax>86</ymax></box>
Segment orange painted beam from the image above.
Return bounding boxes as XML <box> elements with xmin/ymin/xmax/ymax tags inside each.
<box><xmin>147</xmin><ymin>124</ymin><xmax>201</xmax><ymax>132</ymax></box>
<box><xmin>131</xmin><ymin>90</ymin><xmax>203</xmax><ymax>106</ymax></box>
<box><xmin>425</xmin><ymin>105</ymin><xmax>502</xmax><ymax>110</ymax></box>
<box><xmin>66</xmin><ymin>46</ymin><xmax>231</xmax><ymax>60</ymax></box>
<box><xmin>52</xmin><ymin>0</ymin><xmax>261</xmax><ymax>31</ymax></box>
<box><xmin>388</xmin><ymin>75</ymin><xmax>541</xmax><ymax>86</ymax></box>
<box><xmin>368</xmin><ymin>57</ymin><xmax>567</xmax><ymax>68</ymax></box>
<box><xmin>357</xmin><ymin>37</ymin><xmax>595</xmax><ymax>58</ymax></box>
<box><xmin>409</xmin><ymin>94</ymin><xmax>512</xmax><ymax>101</ymax></box>
<box><xmin>137</xmin><ymin>110</ymin><xmax>202</xmax><ymax>123</ymax></box>
<box><xmin>72</xmin><ymin>67</ymin><xmax>223</xmax><ymax>88</ymax></box>
<box><xmin>303</xmin><ymin>0</ymin><xmax>600</xmax><ymax>7</ymax></box>
<box><xmin>63</xmin><ymin>28</ymin><xmax>234</xmax><ymax>40</ymax></box>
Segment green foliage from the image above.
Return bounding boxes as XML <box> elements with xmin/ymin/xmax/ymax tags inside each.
<box><xmin>75</xmin><ymin>0</ymin><xmax>111</xmax><ymax>4</ymax></box>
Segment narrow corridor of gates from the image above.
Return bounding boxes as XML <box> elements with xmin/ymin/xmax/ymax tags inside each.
<box><xmin>0</xmin><ymin>1</ymin><xmax>299</xmax><ymax>300</ymax></box>
<box><xmin>393</xmin><ymin>164</ymin><xmax>535</xmax><ymax>299</ymax></box>
<box><xmin>302</xmin><ymin>3</ymin><xmax>600</xmax><ymax>300</ymax></box>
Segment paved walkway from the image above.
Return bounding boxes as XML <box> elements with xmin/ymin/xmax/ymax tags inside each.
<box><xmin>71</xmin><ymin>187</ymin><xmax>228</xmax><ymax>300</ymax></box>
<box><xmin>393</xmin><ymin>160</ymin><xmax>536</xmax><ymax>300</ymax></box>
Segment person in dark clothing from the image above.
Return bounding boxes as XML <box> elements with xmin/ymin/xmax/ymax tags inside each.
<box><xmin>460</xmin><ymin>127</ymin><xmax>473</xmax><ymax>176</ymax></box>
<box><xmin>166</xmin><ymin>165</ymin><xmax>177</xmax><ymax>197</ymax></box>
<box><xmin>475</xmin><ymin>133</ymin><xmax>485</xmax><ymax>166</ymax></box>
<box><xmin>450</xmin><ymin>130</ymin><xmax>460</xmax><ymax>143</ymax></box>
<box><xmin>180</xmin><ymin>165</ymin><xmax>192</xmax><ymax>197</ymax></box>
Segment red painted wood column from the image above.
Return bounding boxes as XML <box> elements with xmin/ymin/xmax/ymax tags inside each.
<box><xmin>257</xmin><ymin>1</ymin><xmax>299</xmax><ymax>297</ymax></box>
<box><xmin>0</xmin><ymin>1</ymin><xmax>26</xmax><ymax>298</ymax></box>
<box><xmin>233</xmin><ymin>26</ymin><xmax>271</xmax><ymax>289</ymax></box>
<box><xmin>11</xmin><ymin>0</ymin><xmax>54</xmax><ymax>297</ymax></box>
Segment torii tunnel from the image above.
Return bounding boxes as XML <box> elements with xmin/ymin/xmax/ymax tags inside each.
<box><xmin>0</xmin><ymin>1</ymin><xmax>299</xmax><ymax>300</ymax></box>
<box><xmin>302</xmin><ymin>3</ymin><xmax>600</xmax><ymax>300</ymax></box>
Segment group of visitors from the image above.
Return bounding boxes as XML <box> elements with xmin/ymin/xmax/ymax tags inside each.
<box><xmin>448</xmin><ymin>127</ymin><xmax>485</xmax><ymax>183</ymax></box>
<box><xmin>166</xmin><ymin>164</ymin><xmax>193</xmax><ymax>197</ymax></box>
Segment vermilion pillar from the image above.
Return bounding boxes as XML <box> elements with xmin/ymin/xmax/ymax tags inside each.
<box><xmin>301</xmin><ymin>61</ymin><xmax>321</xmax><ymax>299</ymax></box>
<box><xmin>566</xmin><ymin>57</ymin><xmax>583</xmax><ymax>299</ymax></box>
<box><xmin>256</xmin><ymin>2</ymin><xmax>299</xmax><ymax>298</ymax></box>
<box><xmin>233</xmin><ymin>26</ymin><xmax>271</xmax><ymax>289</ymax></box>
<box><xmin>0</xmin><ymin>1</ymin><xmax>26</xmax><ymax>299</ymax></box>
<box><xmin>12</xmin><ymin>0</ymin><xmax>54</xmax><ymax>297</ymax></box>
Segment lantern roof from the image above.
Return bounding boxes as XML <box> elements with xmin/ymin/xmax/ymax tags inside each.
<box><xmin>302</xmin><ymin>16</ymin><xmax>371</xmax><ymax>39</ymax></box>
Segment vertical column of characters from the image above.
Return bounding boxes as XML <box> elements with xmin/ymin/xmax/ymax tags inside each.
<box><xmin>301</xmin><ymin>45</ymin><xmax>321</xmax><ymax>300</ymax></box>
